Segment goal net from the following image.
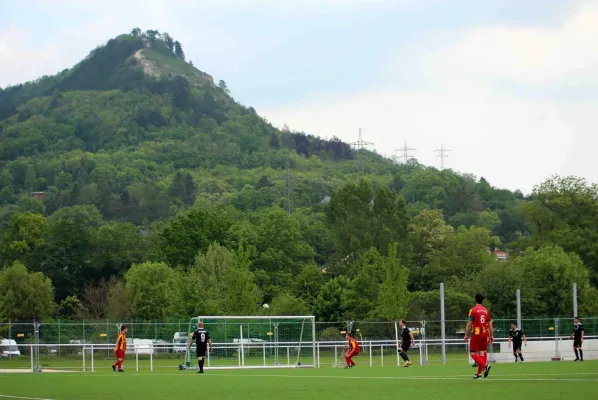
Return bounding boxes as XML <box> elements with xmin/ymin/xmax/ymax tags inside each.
<box><xmin>182</xmin><ymin>316</ymin><xmax>316</xmax><ymax>369</ymax></box>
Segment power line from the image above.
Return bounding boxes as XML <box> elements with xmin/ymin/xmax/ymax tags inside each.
<box><xmin>434</xmin><ymin>144</ymin><xmax>451</xmax><ymax>170</ymax></box>
<box><xmin>350</xmin><ymin>128</ymin><xmax>374</xmax><ymax>176</ymax></box>
<box><xmin>395</xmin><ymin>142</ymin><xmax>416</xmax><ymax>164</ymax></box>
<box><xmin>274</xmin><ymin>159</ymin><xmax>302</xmax><ymax>215</ymax></box>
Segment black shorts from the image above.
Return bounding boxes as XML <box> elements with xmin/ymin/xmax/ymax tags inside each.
<box><xmin>398</xmin><ymin>341</ymin><xmax>410</xmax><ymax>352</ymax></box>
<box><xmin>573</xmin><ymin>339</ymin><xmax>582</xmax><ymax>348</ymax></box>
<box><xmin>196</xmin><ymin>346</ymin><xmax>207</xmax><ymax>357</ymax></box>
<box><xmin>512</xmin><ymin>342</ymin><xmax>522</xmax><ymax>352</ymax></box>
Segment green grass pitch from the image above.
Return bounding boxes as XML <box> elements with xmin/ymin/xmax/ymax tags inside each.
<box><xmin>1</xmin><ymin>358</ymin><xmax>597</xmax><ymax>400</ymax></box>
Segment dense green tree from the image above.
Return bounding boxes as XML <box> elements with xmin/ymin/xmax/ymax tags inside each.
<box><xmin>29</xmin><ymin>217</ymin><xmax>96</xmax><ymax>300</ymax></box>
<box><xmin>313</xmin><ymin>276</ymin><xmax>351</xmax><ymax>322</ymax></box>
<box><xmin>174</xmin><ymin>40</ymin><xmax>185</xmax><ymax>59</ymax></box>
<box><xmin>91</xmin><ymin>222</ymin><xmax>146</xmax><ymax>278</ymax></box>
<box><xmin>107</xmin><ymin>278</ymin><xmax>128</xmax><ymax>320</ymax></box>
<box><xmin>0</xmin><ymin>212</ymin><xmax>48</xmax><ymax>264</ymax></box>
<box><xmin>326</xmin><ymin>179</ymin><xmax>410</xmax><ymax>263</ymax></box>
<box><xmin>157</xmin><ymin>208</ymin><xmax>232</xmax><ymax>267</ymax></box>
<box><xmin>291</xmin><ymin>263</ymin><xmax>325</xmax><ymax>309</ymax></box>
<box><xmin>512</xmin><ymin>246</ymin><xmax>598</xmax><ymax>317</ymax></box>
<box><xmin>162</xmin><ymin>33</ymin><xmax>174</xmax><ymax>54</ymax></box>
<box><xmin>515</xmin><ymin>175</ymin><xmax>598</xmax><ymax>286</ymax></box>
<box><xmin>125</xmin><ymin>261</ymin><xmax>177</xmax><ymax>320</ymax></box>
<box><xmin>269</xmin><ymin>293</ymin><xmax>309</xmax><ymax>316</ymax></box>
<box><xmin>408</xmin><ymin>209</ymin><xmax>453</xmax><ymax>291</ymax></box>
<box><xmin>376</xmin><ymin>243</ymin><xmax>410</xmax><ymax>320</ymax></box>
<box><xmin>55</xmin><ymin>295</ymin><xmax>83</xmax><ymax>319</ymax></box>
<box><xmin>0</xmin><ymin>262</ymin><xmax>55</xmax><ymax>320</ymax></box>
<box><xmin>222</xmin><ymin>246</ymin><xmax>261</xmax><ymax>315</ymax></box>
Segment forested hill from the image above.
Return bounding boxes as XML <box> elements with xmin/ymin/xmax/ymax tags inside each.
<box><xmin>1</xmin><ymin>29</ymin><xmax>597</xmax><ymax>323</ymax></box>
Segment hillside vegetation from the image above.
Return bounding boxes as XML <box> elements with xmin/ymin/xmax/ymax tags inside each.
<box><xmin>1</xmin><ymin>29</ymin><xmax>597</xmax><ymax>323</ymax></box>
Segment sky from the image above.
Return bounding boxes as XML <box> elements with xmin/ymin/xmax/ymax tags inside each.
<box><xmin>1</xmin><ymin>0</ymin><xmax>597</xmax><ymax>194</ymax></box>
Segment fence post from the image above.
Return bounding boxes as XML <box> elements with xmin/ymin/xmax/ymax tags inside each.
<box><xmin>30</xmin><ymin>344</ymin><xmax>33</xmax><ymax>372</ymax></box>
<box><xmin>263</xmin><ymin>342</ymin><xmax>266</xmax><ymax>366</ymax></box>
<box><xmin>136</xmin><ymin>349</ymin><xmax>139</xmax><ymax>372</ymax></box>
<box><xmin>440</xmin><ymin>283</ymin><xmax>446</xmax><ymax>364</ymax></box>
<box><xmin>317</xmin><ymin>342</ymin><xmax>320</xmax><ymax>368</ymax></box>
<box><xmin>394</xmin><ymin>321</ymin><xmax>400</xmax><ymax>366</ymax></box>
<box><xmin>421</xmin><ymin>320</ymin><xmax>428</xmax><ymax>365</ymax></box>
<box><xmin>91</xmin><ymin>344</ymin><xmax>94</xmax><ymax>372</ymax></box>
<box><xmin>381</xmin><ymin>344</ymin><xmax>384</xmax><ymax>367</ymax></box>
<box><xmin>150</xmin><ymin>349</ymin><xmax>153</xmax><ymax>372</ymax></box>
<box><xmin>369</xmin><ymin>342</ymin><xmax>372</xmax><ymax>367</ymax></box>
<box><xmin>554</xmin><ymin>317</ymin><xmax>560</xmax><ymax>360</ymax></box>
<box><xmin>83</xmin><ymin>347</ymin><xmax>86</xmax><ymax>372</ymax></box>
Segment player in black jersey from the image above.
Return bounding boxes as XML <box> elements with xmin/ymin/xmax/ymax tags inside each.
<box><xmin>188</xmin><ymin>321</ymin><xmax>214</xmax><ymax>373</ymax></box>
<box><xmin>508</xmin><ymin>323</ymin><xmax>526</xmax><ymax>362</ymax></box>
<box><xmin>397</xmin><ymin>320</ymin><xmax>415</xmax><ymax>367</ymax></box>
<box><xmin>569</xmin><ymin>317</ymin><xmax>584</xmax><ymax>361</ymax></box>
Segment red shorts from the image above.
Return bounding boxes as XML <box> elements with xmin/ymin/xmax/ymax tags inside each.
<box><xmin>346</xmin><ymin>349</ymin><xmax>360</xmax><ymax>358</ymax></box>
<box><xmin>469</xmin><ymin>335</ymin><xmax>489</xmax><ymax>352</ymax></box>
<box><xmin>115</xmin><ymin>349</ymin><xmax>125</xmax><ymax>359</ymax></box>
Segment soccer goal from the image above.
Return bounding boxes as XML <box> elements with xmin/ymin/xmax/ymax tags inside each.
<box><xmin>180</xmin><ymin>316</ymin><xmax>316</xmax><ymax>370</ymax></box>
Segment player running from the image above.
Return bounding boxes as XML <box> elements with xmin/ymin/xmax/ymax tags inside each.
<box><xmin>188</xmin><ymin>321</ymin><xmax>214</xmax><ymax>373</ymax></box>
<box><xmin>112</xmin><ymin>325</ymin><xmax>127</xmax><ymax>372</ymax></box>
<box><xmin>508</xmin><ymin>323</ymin><xmax>526</xmax><ymax>363</ymax></box>
<box><xmin>464</xmin><ymin>293</ymin><xmax>493</xmax><ymax>379</ymax></box>
<box><xmin>343</xmin><ymin>332</ymin><xmax>360</xmax><ymax>368</ymax></box>
<box><xmin>398</xmin><ymin>320</ymin><xmax>415</xmax><ymax>367</ymax></box>
<box><xmin>569</xmin><ymin>317</ymin><xmax>584</xmax><ymax>361</ymax></box>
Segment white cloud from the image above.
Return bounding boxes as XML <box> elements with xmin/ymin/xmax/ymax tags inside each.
<box><xmin>0</xmin><ymin>25</ymin><xmax>63</xmax><ymax>86</ymax></box>
<box><xmin>261</xmin><ymin>3</ymin><xmax>598</xmax><ymax>193</ymax></box>
<box><xmin>418</xmin><ymin>3</ymin><xmax>598</xmax><ymax>85</ymax></box>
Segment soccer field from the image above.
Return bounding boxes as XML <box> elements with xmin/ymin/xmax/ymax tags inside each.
<box><xmin>1</xmin><ymin>361</ymin><xmax>597</xmax><ymax>400</ymax></box>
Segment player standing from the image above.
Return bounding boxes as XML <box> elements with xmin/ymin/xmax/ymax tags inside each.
<box><xmin>464</xmin><ymin>293</ymin><xmax>493</xmax><ymax>379</ymax></box>
<box><xmin>112</xmin><ymin>325</ymin><xmax>127</xmax><ymax>372</ymax></box>
<box><xmin>188</xmin><ymin>321</ymin><xmax>213</xmax><ymax>373</ymax></box>
<box><xmin>344</xmin><ymin>332</ymin><xmax>360</xmax><ymax>368</ymax></box>
<box><xmin>508</xmin><ymin>323</ymin><xmax>526</xmax><ymax>362</ymax></box>
<box><xmin>397</xmin><ymin>320</ymin><xmax>415</xmax><ymax>367</ymax></box>
<box><xmin>569</xmin><ymin>317</ymin><xmax>584</xmax><ymax>361</ymax></box>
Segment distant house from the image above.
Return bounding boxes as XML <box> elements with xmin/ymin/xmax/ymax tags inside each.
<box><xmin>31</xmin><ymin>192</ymin><xmax>45</xmax><ymax>200</ymax></box>
<box><xmin>494</xmin><ymin>249</ymin><xmax>508</xmax><ymax>260</ymax></box>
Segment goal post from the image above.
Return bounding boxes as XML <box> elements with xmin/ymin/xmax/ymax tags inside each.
<box><xmin>183</xmin><ymin>316</ymin><xmax>316</xmax><ymax>369</ymax></box>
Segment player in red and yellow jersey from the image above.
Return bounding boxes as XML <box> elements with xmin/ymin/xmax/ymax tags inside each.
<box><xmin>112</xmin><ymin>325</ymin><xmax>127</xmax><ymax>373</ymax></box>
<box><xmin>464</xmin><ymin>294</ymin><xmax>493</xmax><ymax>379</ymax></box>
<box><xmin>344</xmin><ymin>332</ymin><xmax>360</xmax><ymax>368</ymax></box>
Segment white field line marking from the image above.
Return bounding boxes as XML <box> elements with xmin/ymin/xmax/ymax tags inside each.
<box><xmin>0</xmin><ymin>395</ymin><xmax>56</xmax><ymax>400</ymax></box>
<box><xmin>2</xmin><ymin>371</ymin><xmax>597</xmax><ymax>382</ymax></box>
<box><xmin>24</xmin><ymin>372</ymin><xmax>596</xmax><ymax>382</ymax></box>
<box><xmin>189</xmin><ymin>373</ymin><xmax>598</xmax><ymax>382</ymax></box>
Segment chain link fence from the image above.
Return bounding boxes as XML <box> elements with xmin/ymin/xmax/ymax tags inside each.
<box><xmin>2</xmin><ymin>317</ymin><xmax>595</xmax><ymax>343</ymax></box>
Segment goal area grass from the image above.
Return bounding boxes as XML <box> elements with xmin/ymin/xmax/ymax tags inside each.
<box><xmin>1</xmin><ymin>360</ymin><xmax>597</xmax><ymax>400</ymax></box>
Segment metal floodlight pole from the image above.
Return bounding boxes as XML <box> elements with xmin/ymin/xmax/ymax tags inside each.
<box><xmin>516</xmin><ymin>289</ymin><xmax>522</xmax><ymax>330</ymax></box>
<box><xmin>33</xmin><ymin>321</ymin><xmax>41</xmax><ymax>372</ymax></box>
<box><xmin>573</xmin><ymin>283</ymin><xmax>578</xmax><ymax>317</ymax></box>
<box><xmin>440</xmin><ymin>283</ymin><xmax>446</xmax><ymax>365</ymax></box>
